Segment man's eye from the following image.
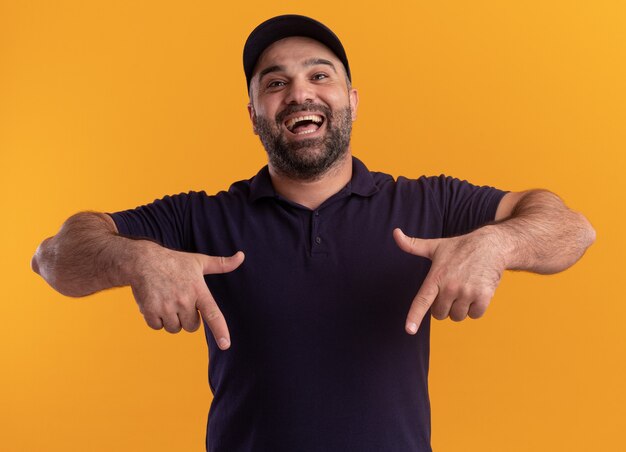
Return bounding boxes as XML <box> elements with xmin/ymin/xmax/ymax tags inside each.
<box><xmin>312</xmin><ymin>73</ymin><xmax>328</xmax><ymax>81</ymax></box>
<box><xmin>267</xmin><ymin>80</ymin><xmax>286</xmax><ymax>88</ymax></box>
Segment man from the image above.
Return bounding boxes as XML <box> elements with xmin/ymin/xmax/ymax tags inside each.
<box><xmin>32</xmin><ymin>14</ymin><xmax>595</xmax><ymax>452</ymax></box>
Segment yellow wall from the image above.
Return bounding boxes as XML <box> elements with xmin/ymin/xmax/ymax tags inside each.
<box><xmin>2</xmin><ymin>1</ymin><xmax>624</xmax><ymax>450</ymax></box>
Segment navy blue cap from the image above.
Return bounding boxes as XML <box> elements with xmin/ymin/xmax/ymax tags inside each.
<box><xmin>243</xmin><ymin>15</ymin><xmax>351</xmax><ymax>91</ymax></box>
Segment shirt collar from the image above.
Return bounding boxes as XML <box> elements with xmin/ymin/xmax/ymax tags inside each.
<box><xmin>348</xmin><ymin>156</ymin><xmax>380</xmax><ymax>197</ymax></box>
<box><xmin>249</xmin><ymin>156</ymin><xmax>379</xmax><ymax>202</ymax></box>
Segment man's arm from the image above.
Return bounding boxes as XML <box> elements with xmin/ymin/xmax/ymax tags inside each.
<box><xmin>492</xmin><ymin>190</ymin><xmax>595</xmax><ymax>273</ymax></box>
<box><xmin>393</xmin><ymin>190</ymin><xmax>596</xmax><ymax>334</ymax></box>
<box><xmin>32</xmin><ymin>212</ymin><xmax>130</xmax><ymax>296</ymax></box>
<box><xmin>31</xmin><ymin>212</ymin><xmax>244</xmax><ymax>349</ymax></box>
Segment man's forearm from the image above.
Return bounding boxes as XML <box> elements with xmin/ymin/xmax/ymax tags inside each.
<box><xmin>32</xmin><ymin>212</ymin><xmax>148</xmax><ymax>297</ymax></box>
<box><xmin>482</xmin><ymin>190</ymin><xmax>596</xmax><ymax>274</ymax></box>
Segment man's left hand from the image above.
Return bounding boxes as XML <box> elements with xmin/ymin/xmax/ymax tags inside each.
<box><xmin>393</xmin><ymin>227</ymin><xmax>506</xmax><ymax>334</ymax></box>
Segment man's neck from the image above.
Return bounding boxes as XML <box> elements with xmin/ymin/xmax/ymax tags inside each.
<box><xmin>268</xmin><ymin>153</ymin><xmax>353</xmax><ymax>210</ymax></box>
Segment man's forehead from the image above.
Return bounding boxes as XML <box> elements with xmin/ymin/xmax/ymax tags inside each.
<box><xmin>253</xmin><ymin>36</ymin><xmax>342</xmax><ymax>76</ymax></box>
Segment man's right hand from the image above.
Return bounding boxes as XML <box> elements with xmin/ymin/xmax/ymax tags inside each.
<box><xmin>32</xmin><ymin>212</ymin><xmax>244</xmax><ymax>349</ymax></box>
<box><xmin>129</xmin><ymin>243</ymin><xmax>245</xmax><ymax>349</ymax></box>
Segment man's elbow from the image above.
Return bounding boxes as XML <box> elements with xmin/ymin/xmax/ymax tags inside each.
<box><xmin>32</xmin><ymin>238</ymin><xmax>58</xmax><ymax>289</ymax></box>
<box><xmin>31</xmin><ymin>237</ymin><xmax>53</xmax><ymax>277</ymax></box>
<box><xmin>31</xmin><ymin>251</ymin><xmax>40</xmax><ymax>275</ymax></box>
<box><xmin>582</xmin><ymin>214</ymin><xmax>597</xmax><ymax>249</ymax></box>
<box><xmin>31</xmin><ymin>238</ymin><xmax>81</xmax><ymax>297</ymax></box>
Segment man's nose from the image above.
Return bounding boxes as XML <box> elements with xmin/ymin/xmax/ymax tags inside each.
<box><xmin>285</xmin><ymin>77</ymin><xmax>315</xmax><ymax>105</ymax></box>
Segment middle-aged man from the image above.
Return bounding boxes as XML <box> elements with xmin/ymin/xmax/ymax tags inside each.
<box><xmin>32</xmin><ymin>15</ymin><xmax>595</xmax><ymax>452</ymax></box>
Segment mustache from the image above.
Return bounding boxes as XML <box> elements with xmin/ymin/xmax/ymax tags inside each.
<box><xmin>275</xmin><ymin>103</ymin><xmax>333</xmax><ymax>124</ymax></box>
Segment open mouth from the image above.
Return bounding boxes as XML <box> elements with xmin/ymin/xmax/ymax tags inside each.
<box><xmin>284</xmin><ymin>114</ymin><xmax>325</xmax><ymax>135</ymax></box>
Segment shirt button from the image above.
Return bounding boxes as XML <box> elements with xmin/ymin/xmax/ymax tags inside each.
<box><xmin>315</xmin><ymin>236</ymin><xmax>322</xmax><ymax>244</ymax></box>
<box><xmin>314</xmin><ymin>211</ymin><xmax>320</xmax><ymax>217</ymax></box>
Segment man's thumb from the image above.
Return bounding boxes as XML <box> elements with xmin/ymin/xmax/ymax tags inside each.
<box><xmin>200</xmin><ymin>251</ymin><xmax>245</xmax><ymax>275</ymax></box>
<box><xmin>393</xmin><ymin>228</ymin><xmax>437</xmax><ymax>259</ymax></box>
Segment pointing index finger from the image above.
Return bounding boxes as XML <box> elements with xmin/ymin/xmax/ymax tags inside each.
<box><xmin>406</xmin><ymin>273</ymin><xmax>439</xmax><ymax>335</ymax></box>
<box><xmin>196</xmin><ymin>285</ymin><xmax>231</xmax><ymax>350</ymax></box>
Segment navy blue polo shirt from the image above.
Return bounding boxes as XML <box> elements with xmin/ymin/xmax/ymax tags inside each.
<box><xmin>109</xmin><ymin>157</ymin><xmax>506</xmax><ymax>452</ymax></box>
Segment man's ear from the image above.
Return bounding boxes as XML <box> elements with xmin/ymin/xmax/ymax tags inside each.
<box><xmin>349</xmin><ymin>88</ymin><xmax>359</xmax><ymax>122</ymax></box>
<box><xmin>247</xmin><ymin>103</ymin><xmax>258</xmax><ymax>135</ymax></box>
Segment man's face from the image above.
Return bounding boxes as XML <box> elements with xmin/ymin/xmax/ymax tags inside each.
<box><xmin>248</xmin><ymin>36</ymin><xmax>359</xmax><ymax>180</ymax></box>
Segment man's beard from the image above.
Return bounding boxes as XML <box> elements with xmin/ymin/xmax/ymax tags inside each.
<box><xmin>254</xmin><ymin>103</ymin><xmax>353</xmax><ymax>181</ymax></box>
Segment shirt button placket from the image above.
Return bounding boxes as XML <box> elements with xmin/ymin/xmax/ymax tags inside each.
<box><xmin>311</xmin><ymin>210</ymin><xmax>325</xmax><ymax>256</ymax></box>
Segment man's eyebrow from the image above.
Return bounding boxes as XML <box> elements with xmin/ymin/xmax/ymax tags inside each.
<box><xmin>258</xmin><ymin>65</ymin><xmax>285</xmax><ymax>82</ymax></box>
<box><xmin>303</xmin><ymin>58</ymin><xmax>337</xmax><ymax>73</ymax></box>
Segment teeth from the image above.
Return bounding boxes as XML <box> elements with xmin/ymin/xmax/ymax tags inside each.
<box><xmin>285</xmin><ymin>114</ymin><xmax>323</xmax><ymax>131</ymax></box>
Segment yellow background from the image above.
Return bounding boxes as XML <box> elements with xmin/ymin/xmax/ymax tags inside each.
<box><xmin>2</xmin><ymin>1</ymin><xmax>624</xmax><ymax>450</ymax></box>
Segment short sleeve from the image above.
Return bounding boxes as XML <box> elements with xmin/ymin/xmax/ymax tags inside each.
<box><xmin>107</xmin><ymin>193</ymin><xmax>191</xmax><ymax>251</ymax></box>
<box><xmin>423</xmin><ymin>175</ymin><xmax>507</xmax><ymax>237</ymax></box>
